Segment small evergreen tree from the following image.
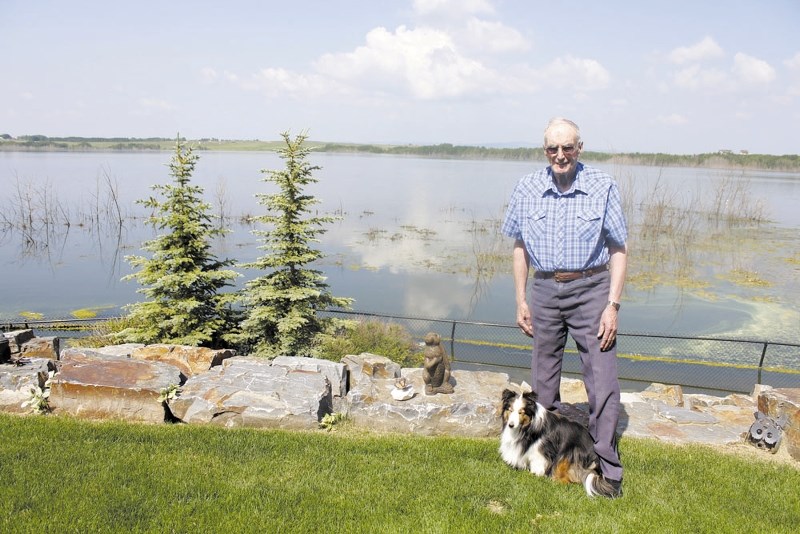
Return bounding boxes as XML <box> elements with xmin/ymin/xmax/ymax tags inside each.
<box><xmin>232</xmin><ymin>131</ymin><xmax>351</xmax><ymax>357</ymax></box>
<box><xmin>119</xmin><ymin>138</ymin><xmax>239</xmax><ymax>347</ymax></box>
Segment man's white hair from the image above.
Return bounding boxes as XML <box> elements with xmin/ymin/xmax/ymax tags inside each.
<box><xmin>543</xmin><ymin>117</ymin><xmax>581</xmax><ymax>146</ymax></box>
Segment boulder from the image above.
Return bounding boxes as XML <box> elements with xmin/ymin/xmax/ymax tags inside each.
<box><xmin>87</xmin><ymin>344</ymin><xmax>145</xmax><ymax>358</ymax></box>
<box><xmin>0</xmin><ymin>358</ymin><xmax>54</xmax><ymax>414</ymax></box>
<box><xmin>167</xmin><ymin>356</ymin><xmax>332</xmax><ymax>430</ymax></box>
<box><xmin>684</xmin><ymin>393</ymin><xmax>754</xmax><ymax>410</ymax></box>
<box><xmin>787</xmin><ymin>410</ymin><xmax>800</xmax><ymax>462</ymax></box>
<box><xmin>641</xmin><ymin>383</ymin><xmax>684</xmax><ymax>407</ymax></box>
<box><xmin>3</xmin><ymin>329</ymin><xmax>35</xmax><ymax>354</ymax></box>
<box><xmin>560</xmin><ymin>377</ymin><xmax>588</xmax><ymax>404</ymax></box>
<box><xmin>756</xmin><ymin>386</ymin><xmax>800</xmax><ymax>461</ymax></box>
<box><xmin>130</xmin><ymin>344</ymin><xmax>235</xmax><ymax>377</ymax></box>
<box><xmin>341</xmin><ymin>353</ymin><xmax>401</xmax><ymax>390</ymax></box>
<box><xmin>21</xmin><ymin>336</ymin><xmax>60</xmax><ymax>360</ymax></box>
<box><xmin>345</xmin><ymin>368</ymin><xmax>512</xmax><ymax>438</ymax></box>
<box><xmin>272</xmin><ymin>355</ymin><xmax>347</xmax><ymax>398</ymax></box>
<box><xmin>49</xmin><ymin>350</ymin><xmax>181</xmax><ymax>423</ymax></box>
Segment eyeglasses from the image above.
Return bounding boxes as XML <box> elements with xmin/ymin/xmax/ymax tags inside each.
<box><xmin>545</xmin><ymin>145</ymin><xmax>577</xmax><ymax>155</ymax></box>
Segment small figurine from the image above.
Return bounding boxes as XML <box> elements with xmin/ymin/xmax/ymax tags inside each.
<box><xmin>391</xmin><ymin>376</ymin><xmax>415</xmax><ymax>401</ymax></box>
<box><xmin>422</xmin><ymin>332</ymin><xmax>454</xmax><ymax>395</ymax></box>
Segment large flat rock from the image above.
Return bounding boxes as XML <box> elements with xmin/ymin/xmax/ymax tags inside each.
<box><xmin>50</xmin><ymin>350</ymin><xmax>181</xmax><ymax>423</ymax></box>
<box><xmin>167</xmin><ymin>356</ymin><xmax>332</xmax><ymax>430</ymax></box>
<box><xmin>345</xmin><ymin>368</ymin><xmax>512</xmax><ymax>438</ymax></box>
<box><xmin>272</xmin><ymin>355</ymin><xmax>347</xmax><ymax>398</ymax></box>
<box><xmin>130</xmin><ymin>344</ymin><xmax>235</xmax><ymax>377</ymax></box>
<box><xmin>21</xmin><ymin>336</ymin><xmax>60</xmax><ymax>360</ymax></box>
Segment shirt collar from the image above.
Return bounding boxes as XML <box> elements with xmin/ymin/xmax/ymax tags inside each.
<box><xmin>542</xmin><ymin>162</ymin><xmax>586</xmax><ymax>196</ymax></box>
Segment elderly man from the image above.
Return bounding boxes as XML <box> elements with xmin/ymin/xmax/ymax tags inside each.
<box><xmin>501</xmin><ymin>117</ymin><xmax>628</xmax><ymax>497</ymax></box>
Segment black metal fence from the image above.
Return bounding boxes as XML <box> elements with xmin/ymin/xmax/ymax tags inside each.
<box><xmin>4</xmin><ymin>310</ymin><xmax>799</xmax><ymax>396</ymax></box>
<box><xmin>320</xmin><ymin>310</ymin><xmax>799</xmax><ymax>396</ymax></box>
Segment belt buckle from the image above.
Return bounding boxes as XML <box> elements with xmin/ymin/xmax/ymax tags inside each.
<box><xmin>554</xmin><ymin>271</ymin><xmax>570</xmax><ymax>283</ymax></box>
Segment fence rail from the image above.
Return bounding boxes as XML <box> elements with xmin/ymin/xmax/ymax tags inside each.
<box><xmin>3</xmin><ymin>310</ymin><xmax>799</xmax><ymax>396</ymax></box>
<box><xmin>321</xmin><ymin>310</ymin><xmax>799</xmax><ymax>395</ymax></box>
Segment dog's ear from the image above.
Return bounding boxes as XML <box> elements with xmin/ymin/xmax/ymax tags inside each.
<box><xmin>501</xmin><ymin>389</ymin><xmax>517</xmax><ymax>405</ymax></box>
<box><xmin>522</xmin><ymin>390</ymin><xmax>538</xmax><ymax>403</ymax></box>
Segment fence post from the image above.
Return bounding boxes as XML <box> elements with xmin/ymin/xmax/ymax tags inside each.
<box><xmin>450</xmin><ymin>321</ymin><xmax>457</xmax><ymax>361</ymax></box>
<box><xmin>757</xmin><ymin>342</ymin><xmax>768</xmax><ymax>385</ymax></box>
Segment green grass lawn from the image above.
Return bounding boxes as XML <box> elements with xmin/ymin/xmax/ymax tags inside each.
<box><xmin>1</xmin><ymin>414</ymin><xmax>797</xmax><ymax>533</ymax></box>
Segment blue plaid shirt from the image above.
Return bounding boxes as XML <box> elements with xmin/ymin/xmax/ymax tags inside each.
<box><xmin>501</xmin><ymin>162</ymin><xmax>627</xmax><ymax>272</ymax></box>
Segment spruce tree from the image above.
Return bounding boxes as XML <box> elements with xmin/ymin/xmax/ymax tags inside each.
<box><xmin>233</xmin><ymin>131</ymin><xmax>351</xmax><ymax>357</ymax></box>
<box><xmin>120</xmin><ymin>139</ymin><xmax>239</xmax><ymax>347</ymax></box>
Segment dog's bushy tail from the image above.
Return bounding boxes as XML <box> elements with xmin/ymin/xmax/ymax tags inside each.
<box><xmin>583</xmin><ymin>472</ymin><xmax>617</xmax><ymax>498</ymax></box>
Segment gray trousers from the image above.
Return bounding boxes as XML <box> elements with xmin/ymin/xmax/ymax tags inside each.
<box><xmin>530</xmin><ymin>271</ymin><xmax>623</xmax><ymax>481</ymax></box>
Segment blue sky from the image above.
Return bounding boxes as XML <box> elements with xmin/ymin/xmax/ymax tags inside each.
<box><xmin>2</xmin><ymin>0</ymin><xmax>798</xmax><ymax>154</ymax></box>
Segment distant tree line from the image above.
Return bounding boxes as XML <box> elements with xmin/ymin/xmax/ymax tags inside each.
<box><xmin>16</xmin><ymin>135</ymin><xmax>182</xmax><ymax>142</ymax></box>
<box><xmin>2</xmin><ymin>135</ymin><xmax>798</xmax><ymax>171</ymax></box>
<box><xmin>319</xmin><ymin>143</ymin><xmax>800</xmax><ymax>171</ymax></box>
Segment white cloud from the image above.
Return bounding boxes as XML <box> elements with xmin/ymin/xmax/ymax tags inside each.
<box><xmin>224</xmin><ymin>4</ymin><xmax>607</xmax><ymax>103</ymax></box>
<box><xmin>668</xmin><ymin>36</ymin><xmax>724</xmax><ymax>64</ymax></box>
<box><xmin>784</xmin><ymin>52</ymin><xmax>800</xmax><ymax>70</ymax></box>
<box><xmin>656</xmin><ymin>113</ymin><xmax>688</xmax><ymax>125</ymax></box>
<box><xmin>733</xmin><ymin>53</ymin><xmax>775</xmax><ymax>84</ymax></box>
<box><xmin>246</xmin><ymin>68</ymin><xmax>337</xmax><ymax>98</ymax></box>
<box><xmin>314</xmin><ymin>25</ymin><xmax>496</xmax><ymax>99</ymax></box>
<box><xmin>783</xmin><ymin>53</ymin><xmax>800</xmax><ymax>99</ymax></box>
<box><xmin>462</xmin><ymin>17</ymin><xmax>530</xmax><ymax>53</ymax></box>
<box><xmin>672</xmin><ymin>64</ymin><xmax>729</xmax><ymax>90</ymax></box>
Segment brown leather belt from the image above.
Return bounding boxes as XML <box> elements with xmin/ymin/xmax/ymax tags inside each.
<box><xmin>534</xmin><ymin>264</ymin><xmax>609</xmax><ymax>282</ymax></box>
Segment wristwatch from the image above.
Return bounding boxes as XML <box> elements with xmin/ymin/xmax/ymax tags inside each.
<box><xmin>607</xmin><ymin>300</ymin><xmax>621</xmax><ymax>311</ymax></box>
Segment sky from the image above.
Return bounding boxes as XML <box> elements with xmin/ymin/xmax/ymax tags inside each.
<box><xmin>2</xmin><ymin>0</ymin><xmax>799</xmax><ymax>155</ymax></box>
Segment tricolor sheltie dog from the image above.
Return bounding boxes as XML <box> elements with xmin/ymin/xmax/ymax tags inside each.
<box><xmin>499</xmin><ymin>388</ymin><xmax>616</xmax><ymax>498</ymax></box>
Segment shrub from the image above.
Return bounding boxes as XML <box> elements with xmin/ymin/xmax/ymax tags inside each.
<box><xmin>65</xmin><ymin>316</ymin><xmax>146</xmax><ymax>348</ymax></box>
<box><xmin>317</xmin><ymin>319</ymin><xmax>421</xmax><ymax>367</ymax></box>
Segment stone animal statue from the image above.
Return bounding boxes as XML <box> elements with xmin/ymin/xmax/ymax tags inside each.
<box><xmin>422</xmin><ymin>332</ymin><xmax>454</xmax><ymax>395</ymax></box>
<box><xmin>747</xmin><ymin>411</ymin><xmax>789</xmax><ymax>453</ymax></box>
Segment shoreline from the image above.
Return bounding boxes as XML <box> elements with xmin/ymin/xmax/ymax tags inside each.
<box><xmin>1</xmin><ymin>141</ymin><xmax>799</xmax><ymax>173</ymax></box>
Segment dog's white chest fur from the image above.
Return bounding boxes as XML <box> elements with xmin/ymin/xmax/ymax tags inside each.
<box><xmin>499</xmin><ymin>396</ymin><xmax>548</xmax><ymax>476</ymax></box>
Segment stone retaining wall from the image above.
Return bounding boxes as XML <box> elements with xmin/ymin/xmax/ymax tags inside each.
<box><xmin>1</xmin><ymin>330</ymin><xmax>798</xmax><ymax>463</ymax></box>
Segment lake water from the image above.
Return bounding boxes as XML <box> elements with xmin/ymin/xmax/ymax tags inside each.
<box><xmin>2</xmin><ymin>150</ymin><xmax>799</xmax><ymax>345</ymax></box>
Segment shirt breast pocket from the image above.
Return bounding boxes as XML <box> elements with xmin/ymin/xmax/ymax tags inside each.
<box><xmin>577</xmin><ymin>205</ymin><xmax>603</xmax><ymax>242</ymax></box>
<box><xmin>525</xmin><ymin>208</ymin><xmax>547</xmax><ymax>241</ymax></box>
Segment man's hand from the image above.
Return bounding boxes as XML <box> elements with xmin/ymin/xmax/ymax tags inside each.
<box><xmin>517</xmin><ymin>301</ymin><xmax>534</xmax><ymax>338</ymax></box>
<box><xmin>597</xmin><ymin>305</ymin><xmax>618</xmax><ymax>351</ymax></box>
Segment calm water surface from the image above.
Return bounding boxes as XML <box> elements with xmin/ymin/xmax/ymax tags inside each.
<box><xmin>1</xmin><ymin>151</ymin><xmax>798</xmax><ymax>344</ymax></box>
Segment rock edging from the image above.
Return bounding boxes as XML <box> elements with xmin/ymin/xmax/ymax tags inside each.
<box><xmin>0</xmin><ymin>330</ymin><xmax>798</xmax><ymax>463</ymax></box>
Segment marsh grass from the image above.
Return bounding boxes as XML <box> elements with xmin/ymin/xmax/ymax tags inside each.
<box><xmin>2</xmin><ymin>172</ymin><xmax>126</xmax><ymax>264</ymax></box>
<box><xmin>618</xmin><ymin>171</ymin><xmax>770</xmax><ymax>294</ymax></box>
<box><xmin>1</xmin><ymin>414</ymin><xmax>797</xmax><ymax>532</ymax></box>
<box><xmin>66</xmin><ymin>316</ymin><xmax>146</xmax><ymax>348</ymax></box>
